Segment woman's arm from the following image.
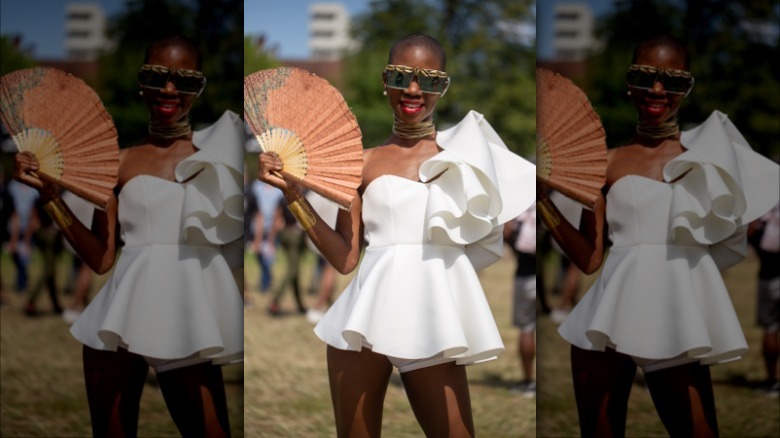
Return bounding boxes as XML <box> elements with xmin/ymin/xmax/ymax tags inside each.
<box><xmin>14</xmin><ymin>151</ymin><xmax>119</xmax><ymax>274</ymax></box>
<box><xmin>538</xmin><ymin>186</ymin><xmax>607</xmax><ymax>275</ymax></box>
<box><xmin>258</xmin><ymin>152</ymin><xmax>363</xmax><ymax>275</ymax></box>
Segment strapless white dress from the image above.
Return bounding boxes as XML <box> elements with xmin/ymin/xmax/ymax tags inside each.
<box><xmin>70</xmin><ymin>111</ymin><xmax>244</xmax><ymax>368</ymax></box>
<box><xmin>559</xmin><ymin>111</ymin><xmax>780</xmax><ymax>366</ymax></box>
<box><xmin>314</xmin><ymin>110</ymin><xmax>536</xmax><ymax>365</ymax></box>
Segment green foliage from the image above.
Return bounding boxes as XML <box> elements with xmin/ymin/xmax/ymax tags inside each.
<box><xmin>344</xmin><ymin>0</ymin><xmax>536</xmax><ymax>157</ymax></box>
<box><xmin>244</xmin><ymin>36</ymin><xmax>280</xmax><ymax>76</ymax></box>
<box><xmin>0</xmin><ymin>36</ymin><xmax>37</xmax><ymax>76</ymax></box>
<box><xmin>97</xmin><ymin>0</ymin><xmax>243</xmax><ymax>147</ymax></box>
<box><xmin>587</xmin><ymin>0</ymin><xmax>779</xmax><ymax>158</ymax></box>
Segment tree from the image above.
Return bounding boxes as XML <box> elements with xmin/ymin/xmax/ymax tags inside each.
<box><xmin>586</xmin><ymin>0</ymin><xmax>779</xmax><ymax>158</ymax></box>
<box><xmin>343</xmin><ymin>0</ymin><xmax>536</xmax><ymax>157</ymax></box>
<box><xmin>244</xmin><ymin>36</ymin><xmax>280</xmax><ymax>76</ymax></box>
<box><xmin>0</xmin><ymin>35</ymin><xmax>37</xmax><ymax>76</ymax></box>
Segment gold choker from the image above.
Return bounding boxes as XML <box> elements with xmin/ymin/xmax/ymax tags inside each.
<box><xmin>392</xmin><ymin>115</ymin><xmax>435</xmax><ymax>139</ymax></box>
<box><xmin>637</xmin><ymin>117</ymin><xmax>680</xmax><ymax>140</ymax></box>
<box><xmin>149</xmin><ymin>118</ymin><xmax>192</xmax><ymax>139</ymax></box>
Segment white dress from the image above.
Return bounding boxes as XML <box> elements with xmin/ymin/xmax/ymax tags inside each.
<box><xmin>314</xmin><ymin>110</ymin><xmax>536</xmax><ymax>365</ymax></box>
<box><xmin>70</xmin><ymin>111</ymin><xmax>245</xmax><ymax>370</ymax></box>
<box><xmin>559</xmin><ymin>111</ymin><xmax>780</xmax><ymax>368</ymax></box>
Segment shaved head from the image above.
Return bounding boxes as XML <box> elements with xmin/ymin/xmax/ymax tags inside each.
<box><xmin>389</xmin><ymin>33</ymin><xmax>446</xmax><ymax>70</ymax></box>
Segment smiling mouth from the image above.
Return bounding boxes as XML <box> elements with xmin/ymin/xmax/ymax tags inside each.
<box><xmin>400</xmin><ymin>100</ymin><xmax>423</xmax><ymax>114</ymax></box>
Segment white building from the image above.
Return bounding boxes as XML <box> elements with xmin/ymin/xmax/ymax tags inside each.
<box><xmin>552</xmin><ymin>3</ymin><xmax>596</xmax><ymax>61</ymax></box>
<box><xmin>309</xmin><ymin>3</ymin><xmax>353</xmax><ymax>61</ymax></box>
<box><xmin>65</xmin><ymin>3</ymin><xmax>107</xmax><ymax>61</ymax></box>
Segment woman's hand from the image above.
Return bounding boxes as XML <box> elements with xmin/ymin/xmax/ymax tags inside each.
<box><xmin>257</xmin><ymin>152</ymin><xmax>298</xmax><ymax>199</ymax></box>
<box><xmin>14</xmin><ymin>152</ymin><xmax>52</xmax><ymax>193</ymax></box>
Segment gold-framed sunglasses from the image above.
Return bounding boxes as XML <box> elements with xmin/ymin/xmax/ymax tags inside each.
<box><xmin>384</xmin><ymin>64</ymin><xmax>450</xmax><ymax>95</ymax></box>
<box><xmin>138</xmin><ymin>64</ymin><xmax>206</xmax><ymax>96</ymax></box>
<box><xmin>626</xmin><ymin>64</ymin><xmax>694</xmax><ymax>96</ymax></box>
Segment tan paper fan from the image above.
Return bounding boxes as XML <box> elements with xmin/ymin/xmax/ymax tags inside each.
<box><xmin>537</xmin><ymin>68</ymin><xmax>607</xmax><ymax>209</ymax></box>
<box><xmin>244</xmin><ymin>67</ymin><xmax>363</xmax><ymax>209</ymax></box>
<box><xmin>1</xmin><ymin>67</ymin><xmax>119</xmax><ymax>209</ymax></box>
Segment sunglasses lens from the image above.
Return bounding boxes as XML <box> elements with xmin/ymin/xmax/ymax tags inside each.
<box><xmin>662</xmin><ymin>75</ymin><xmax>692</xmax><ymax>93</ymax></box>
<box><xmin>418</xmin><ymin>75</ymin><xmax>447</xmax><ymax>94</ymax></box>
<box><xmin>174</xmin><ymin>76</ymin><xmax>204</xmax><ymax>93</ymax></box>
<box><xmin>386</xmin><ymin>71</ymin><xmax>411</xmax><ymax>89</ymax></box>
<box><xmin>138</xmin><ymin>70</ymin><xmax>169</xmax><ymax>89</ymax></box>
<box><xmin>626</xmin><ymin>69</ymin><xmax>655</xmax><ymax>89</ymax></box>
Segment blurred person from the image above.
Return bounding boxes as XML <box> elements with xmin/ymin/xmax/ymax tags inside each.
<box><xmin>547</xmin><ymin>191</ymin><xmax>584</xmax><ymax>325</ymax></box>
<box><xmin>22</xmin><ymin>194</ymin><xmax>64</xmax><ymax>316</ymax></box>
<box><xmin>7</xmin><ymin>177</ymin><xmax>38</xmax><ymax>292</ymax></box>
<box><xmin>266</xmin><ymin>192</ymin><xmax>308</xmax><ymax>316</ymax></box>
<box><xmin>304</xmin><ymin>191</ymin><xmax>341</xmax><ymax>324</ymax></box>
<box><xmin>252</xmin><ymin>178</ymin><xmax>283</xmax><ymax>292</ymax></box>
<box><xmin>538</xmin><ymin>35</ymin><xmax>779</xmax><ymax>436</ymax></box>
<box><xmin>14</xmin><ymin>35</ymin><xmax>242</xmax><ymax>436</ymax></box>
<box><xmin>259</xmin><ymin>33</ymin><xmax>534</xmax><ymax>436</ymax></box>
<box><xmin>505</xmin><ymin>205</ymin><xmax>536</xmax><ymax>397</ymax></box>
<box><xmin>244</xmin><ymin>169</ymin><xmax>260</xmax><ymax>304</ymax></box>
<box><xmin>60</xmin><ymin>190</ymin><xmax>97</xmax><ymax>324</ymax></box>
<box><xmin>749</xmin><ymin>201</ymin><xmax>780</xmax><ymax>398</ymax></box>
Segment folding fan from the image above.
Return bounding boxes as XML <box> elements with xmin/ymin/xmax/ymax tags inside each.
<box><xmin>536</xmin><ymin>68</ymin><xmax>607</xmax><ymax>209</ymax></box>
<box><xmin>0</xmin><ymin>67</ymin><xmax>119</xmax><ymax>209</ymax></box>
<box><xmin>244</xmin><ymin>67</ymin><xmax>363</xmax><ymax>209</ymax></box>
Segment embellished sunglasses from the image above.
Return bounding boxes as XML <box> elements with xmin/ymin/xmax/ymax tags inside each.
<box><xmin>626</xmin><ymin>64</ymin><xmax>694</xmax><ymax>95</ymax></box>
<box><xmin>384</xmin><ymin>64</ymin><xmax>450</xmax><ymax>95</ymax></box>
<box><xmin>138</xmin><ymin>64</ymin><xmax>206</xmax><ymax>95</ymax></box>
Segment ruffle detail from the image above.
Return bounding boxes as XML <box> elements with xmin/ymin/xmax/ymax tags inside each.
<box><xmin>175</xmin><ymin>111</ymin><xmax>244</xmax><ymax>245</ymax></box>
<box><xmin>423</xmin><ymin>110</ymin><xmax>535</xmax><ymax>269</ymax></box>
<box><xmin>665</xmin><ymin>110</ymin><xmax>779</xmax><ymax>246</ymax></box>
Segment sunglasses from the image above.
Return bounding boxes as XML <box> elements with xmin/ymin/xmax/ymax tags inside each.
<box><xmin>138</xmin><ymin>64</ymin><xmax>206</xmax><ymax>95</ymax></box>
<box><xmin>384</xmin><ymin>64</ymin><xmax>450</xmax><ymax>95</ymax></box>
<box><xmin>626</xmin><ymin>64</ymin><xmax>694</xmax><ymax>95</ymax></box>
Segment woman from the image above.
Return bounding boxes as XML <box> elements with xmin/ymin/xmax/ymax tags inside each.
<box><xmin>258</xmin><ymin>33</ymin><xmax>534</xmax><ymax>436</ymax></box>
<box><xmin>537</xmin><ymin>34</ymin><xmax>779</xmax><ymax>437</ymax></box>
<box><xmin>14</xmin><ymin>35</ymin><xmax>243</xmax><ymax>437</ymax></box>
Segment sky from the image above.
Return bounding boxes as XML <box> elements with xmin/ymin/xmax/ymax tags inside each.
<box><xmin>0</xmin><ymin>0</ymin><xmax>125</xmax><ymax>59</ymax></box>
<box><xmin>1</xmin><ymin>0</ymin><xmax>612</xmax><ymax>61</ymax></box>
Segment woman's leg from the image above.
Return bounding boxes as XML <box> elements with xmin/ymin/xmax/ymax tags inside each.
<box><xmin>644</xmin><ymin>362</ymin><xmax>719</xmax><ymax>437</ymax></box>
<box><xmin>155</xmin><ymin>362</ymin><xmax>231</xmax><ymax>438</ymax></box>
<box><xmin>570</xmin><ymin>346</ymin><xmax>637</xmax><ymax>438</ymax></box>
<box><xmin>401</xmin><ymin>362</ymin><xmax>475</xmax><ymax>438</ymax></box>
<box><xmin>82</xmin><ymin>346</ymin><xmax>149</xmax><ymax>438</ymax></box>
<box><xmin>327</xmin><ymin>346</ymin><xmax>393</xmax><ymax>437</ymax></box>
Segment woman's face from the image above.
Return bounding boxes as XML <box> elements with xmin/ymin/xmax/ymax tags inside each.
<box><xmin>383</xmin><ymin>45</ymin><xmax>444</xmax><ymax>125</ymax></box>
<box><xmin>141</xmin><ymin>45</ymin><xmax>200</xmax><ymax>125</ymax></box>
<box><xmin>630</xmin><ymin>45</ymin><xmax>688</xmax><ymax>125</ymax></box>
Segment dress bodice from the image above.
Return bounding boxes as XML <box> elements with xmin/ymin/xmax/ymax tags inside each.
<box><xmin>118</xmin><ymin>176</ymin><xmax>187</xmax><ymax>247</ymax></box>
<box><xmin>362</xmin><ymin>175</ymin><xmax>455</xmax><ymax>249</ymax></box>
<box><xmin>606</xmin><ymin>176</ymin><xmax>675</xmax><ymax>247</ymax></box>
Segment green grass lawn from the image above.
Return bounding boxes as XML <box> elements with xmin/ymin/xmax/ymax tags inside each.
<box><xmin>537</xmin><ymin>250</ymin><xmax>780</xmax><ymax>438</ymax></box>
<box><xmin>3</xmin><ymin>245</ymin><xmax>776</xmax><ymax>437</ymax></box>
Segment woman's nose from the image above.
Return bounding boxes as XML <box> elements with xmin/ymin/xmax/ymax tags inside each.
<box><xmin>650</xmin><ymin>79</ymin><xmax>665</xmax><ymax>94</ymax></box>
<box><xmin>405</xmin><ymin>76</ymin><xmax>422</xmax><ymax>95</ymax></box>
<box><xmin>162</xmin><ymin>79</ymin><xmax>177</xmax><ymax>94</ymax></box>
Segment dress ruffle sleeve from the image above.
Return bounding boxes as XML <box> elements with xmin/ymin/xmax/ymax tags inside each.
<box><xmin>664</xmin><ymin>110</ymin><xmax>779</xmax><ymax>269</ymax></box>
<box><xmin>422</xmin><ymin>110</ymin><xmax>536</xmax><ymax>269</ymax></box>
<box><xmin>175</xmin><ymin>111</ymin><xmax>244</xmax><ymax>247</ymax></box>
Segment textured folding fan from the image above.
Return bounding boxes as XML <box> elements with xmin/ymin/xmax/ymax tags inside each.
<box><xmin>244</xmin><ymin>67</ymin><xmax>363</xmax><ymax>209</ymax></box>
<box><xmin>0</xmin><ymin>67</ymin><xmax>119</xmax><ymax>209</ymax></box>
<box><xmin>537</xmin><ymin>68</ymin><xmax>607</xmax><ymax>209</ymax></box>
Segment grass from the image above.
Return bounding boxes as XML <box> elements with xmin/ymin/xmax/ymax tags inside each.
<box><xmin>4</xmin><ymin>244</ymin><xmax>776</xmax><ymax>437</ymax></box>
<box><xmin>0</xmin><ymin>251</ymin><xmax>243</xmax><ymax>437</ymax></box>
<box><xmin>537</xmin><ymin>250</ymin><xmax>780</xmax><ymax>438</ymax></box>
<box><xmin>244</xmin><ymin>249</ymin><xmax>536</xmax><ymax>437</ymax></box>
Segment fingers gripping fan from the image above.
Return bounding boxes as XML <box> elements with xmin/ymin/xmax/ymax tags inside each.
<box><xmin>1</xmin><ymin>67</ymin><xmax>119</xmax><ymax>209</ymax></box>
<box><xmin>244</xmin><ymin>67</ymin><xmax>363</xmax><ymax>210</ymax></box>
<box><xmin>536</xmin><ymin>68</ymin><xmax>607</xmax><ymax>209</ymax></box>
